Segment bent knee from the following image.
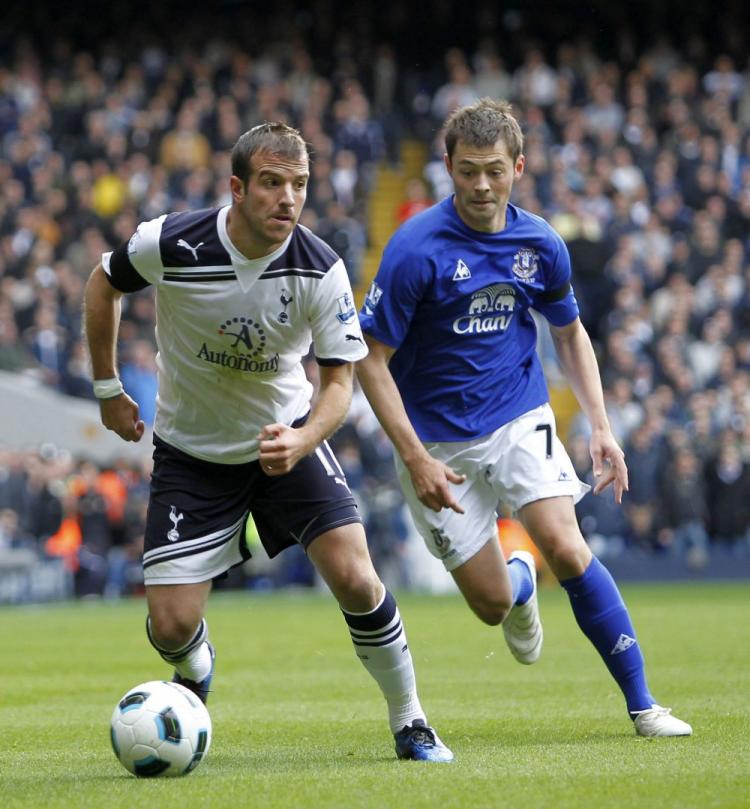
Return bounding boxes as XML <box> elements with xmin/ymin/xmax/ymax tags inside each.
<box><xmin>468</xmin><ymin>596</ymin><xmax>513</xmax><ymax>626</ymax></box>
<box><xmin>542</xmin><ymin>538</ymin><xmax>591</xmax><ymax>580</ymax></box>
<box><xmin>148</xmin><ymin>610</ymin><xmax>201</xmax><ymax>650</ymax></box>
<box><xmin>330</xmin><ymin>569</ymin><xmax>383</xmax><ymax>613</ymax></box>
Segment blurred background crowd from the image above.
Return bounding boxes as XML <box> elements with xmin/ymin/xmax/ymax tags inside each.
<box><xmin>2</xmin><ymin>0</ymin><xmax>750</xmax><ymax>598</ymax></box>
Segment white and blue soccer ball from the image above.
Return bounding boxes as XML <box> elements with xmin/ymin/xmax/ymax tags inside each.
<box><xmin>110</xmin><ymin>680</ymin><xmax>212</xmax><ymax>777</ymax></box>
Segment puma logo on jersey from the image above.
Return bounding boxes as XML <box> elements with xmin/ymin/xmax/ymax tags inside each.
<box><xmin>453</xmin><ymin>259</ymin><xmax>471</xmax><ymax>280</ymax></box>
<box><xmin>345</xmin><ymin>334</ymin><xmax>363</xmax><ymax>343</ymax></box>
<box><xmin>177</xmin><ymin>239</ymin><xmax>204</xmax><ymax>261</ymax></box>
<box><xmin>167</xmin><ymin>505</ymin><xmax>184</xmax><ymax>542</ymax></box>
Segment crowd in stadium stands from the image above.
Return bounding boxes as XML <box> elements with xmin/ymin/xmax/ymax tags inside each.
<box><xmin>2</xmin><ymin>11</ymin><xmax>750</xmax><ymax>595</ymax></box>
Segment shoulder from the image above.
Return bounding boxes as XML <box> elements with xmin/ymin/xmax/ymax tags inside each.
<box><xmin>158</xmin><ymin>207</ymin><xmax>231</xmax><ymax>267</ymax></box>
<box><xmin>262</xmin><ymin>225</ymin><xmax>340</xmax><ymax>280</ymax></box>
<box><xmin>512</xmin><ymin>205</ymin><xmax>567</xmax><ymax>251</ymax></box>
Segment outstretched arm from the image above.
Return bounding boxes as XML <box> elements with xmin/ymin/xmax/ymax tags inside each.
<box><xmin>83</xmin><ymin>264</ymin><xmax>145</xmax><ymax>442</ymax></box>
<box><xmin>356</xmin><ymin>335</ymin><xmax>465</xmax><ymax>513</ymax></box>
<box><xmin>258</xmin><ymin>361</ymin><xmax>354</xmax><ymax>475</ymax></box>
<box><xmin>549</xmin><ymin>317</ymin><xmax>628</xmax><ymax>503</ymax></box>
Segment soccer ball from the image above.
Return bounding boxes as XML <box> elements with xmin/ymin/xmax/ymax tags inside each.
<box><xmin>110</xmin><ymin>680</ymin><xmax>212</xmax><ymax>777</ymax></box>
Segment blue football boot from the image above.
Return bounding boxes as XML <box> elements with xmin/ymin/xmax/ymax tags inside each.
<box><xmin>394</xmin><ymin>720</ymin><xmax>454</xmax><ymax>763</ymax></box>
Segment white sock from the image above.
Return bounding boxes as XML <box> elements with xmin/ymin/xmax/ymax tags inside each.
<box><xmin>342</xmin><ymin>588</ymin><xmax>426</xmax><ymax>733</ymax></box>
<box><xmin>174</xmin><ymin>641</ymin><xmax>212</xmax><ymax>682</ymax></box>
<box><xmin>147</xmin><ymin>616</ymin><xmax>212</xmax><ymax>681</ymax></box>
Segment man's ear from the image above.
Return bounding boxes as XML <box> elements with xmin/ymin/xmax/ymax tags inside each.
<box><xmin>229</xmin><ymin>175</ymin><xmax>245</xmax><ymax>202</ymax></box>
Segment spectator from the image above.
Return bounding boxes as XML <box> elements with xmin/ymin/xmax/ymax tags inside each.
<box><xmin>705</xmin><ymin>441</ymin><xmax>750</xmax><ymax>554</ymax></box>
<box><xmin>395</xmin><ymin>178</ymin><xmax>433</xmax><ymax>225</ymax></box>
<box><xmin>658</xmin><ymin>447</ymin><xmax>711</xmax><ymax>565</ymax></box>
<box><xmin>316</xmin><ymin>200</ymin><xmax>367</xmax><ymax>288</ymax></box>
<box><xmin>119</xmin><ymin>339</ymin><xmax>158</xmax><ymax>427</ymax></box>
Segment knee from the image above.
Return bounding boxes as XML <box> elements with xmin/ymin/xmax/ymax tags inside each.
<box><xmin>542</xmin><ymin>535</ymin><xmax>591</xmax><ymax>580</ymax></box>
<box><xmin>330</xmin><ymin>567</ymin><xmax>383</xmax><ymax>613</ymax></box>
<box><xmin>468</xmin><ymin>594</ymin><xmax>513</xmax><ymax>627</ymax></box>
<box><xmin>148</xmin><ymin>608</ymin><xmax>200</xmax><ymax>650</ymax></box>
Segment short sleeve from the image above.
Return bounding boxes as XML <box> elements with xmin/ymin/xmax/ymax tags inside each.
<box><xmin>532</xmin><ymin>231</ymin><xmax>579</xmax><ymax>327</ymax></box>
<box><xmin>358</xmin><ymin>233</ymin><xmax>430</xmax><ymax>349</ymax></box>
<box><xmin>102</xmin><ymin>244</ymin><xmax>151</xmax><ymax>292</ymax></box>
<box><xmin>102</xmin><ymin>215</ymin><xmax>167</xmax><ymax>290</ymax></box>
<box><xmin>309</xmin><ymin>259</ymin><xmax>368</xmax><ymax>364</ymax></box>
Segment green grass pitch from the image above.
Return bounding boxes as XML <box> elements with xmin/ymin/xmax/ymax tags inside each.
<box><xmin>2</xmin><ymin>582</ymin><xmax>749</xmax><ymax>808</ymax></box>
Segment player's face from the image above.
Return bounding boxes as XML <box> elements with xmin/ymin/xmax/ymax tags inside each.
<box><xmin>445</xmin><ymin>138</ymin><xmax>524</xmax><ymax>233</ymax></box>
<box><xmin>229</xmin><ymin>150</ymin><xmax>309</xmax><ymax>258</ymax></box>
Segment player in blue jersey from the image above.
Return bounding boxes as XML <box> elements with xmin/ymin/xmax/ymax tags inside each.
<box><xmin>83</xmin><ymin>122</ymin><xmax>452</xmax><ymax>762</ymax></box>
<box><xmin>357</xmin><ymin>99</ymin><xmax>691</xmax><ymax>738</ymax></box>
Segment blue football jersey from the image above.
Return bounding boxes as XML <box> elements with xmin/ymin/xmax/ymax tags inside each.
<box><xmin>359</xmin><ymin>196</ymin><xmax>580</xmax><ymax>441</ymax></box>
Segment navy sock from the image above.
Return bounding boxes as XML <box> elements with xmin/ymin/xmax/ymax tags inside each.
<box><xmin>560</xmin><ymin>557</ymin><xmax>654</xmax><ymax>715</ymax></box>
<box><xmin>508</xmin><ymin>557</ymin><xmax>534</xmax><ymax>606</ymax></box>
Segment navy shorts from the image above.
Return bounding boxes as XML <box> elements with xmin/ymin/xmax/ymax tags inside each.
<box><xmin>142</xmin><ymin>434</ymin><xmax>361</xmax><ymax>585</ymax></box>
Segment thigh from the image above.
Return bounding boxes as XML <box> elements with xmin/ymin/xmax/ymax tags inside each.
<box><xmin>451</xmin><ymin>534</ymin><xmax>513</xmax><ymax>607</ymax></box>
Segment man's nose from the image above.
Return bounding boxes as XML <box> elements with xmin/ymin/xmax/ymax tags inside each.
<box><xmin>475</xmin><ymin>172</ymin><xmax>490</xmax><ymax>191</ymax></box>
<box><xmin>280</xmin><ymin>183</ymin><xmax>295</xmax><ymax>205</ymax></box>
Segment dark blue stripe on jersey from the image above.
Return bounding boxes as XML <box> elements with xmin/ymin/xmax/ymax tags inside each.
<box><xmin>163</xmin><ymin>272</ymin><xmax>237</xmax><ymax>283</ymax></box>
<box><xmin>261</xmin><ymin>226</ymin><xmax>338</xmax><ymax>278</ymax></box>
<box><xmin>537</xmin><ymin>281</ymin><xmax>571</xmax><ymax>303</ymax></box>
<box><xmin>107</xmin><ymin>243</ymin><xmax>151</xmax><ymax>292</ymax></box>
<box><xmin>259</xmin><ymin>268</ymin><xmax>326</xmax><ymax>280</ymax></box>
<box><xmin>342</xmin><ymin>590</ymin><xmax>398</xmax><ymax>631</ymax></box>
<box><xmin>160</xmin><ymin>208</ymin><xmax>232</xmax><ymax>268</ymax></box>
<box><xmin>316</xmin><ymin>357</ymin><xmax>347</xmax><ymax>366</ymax></box>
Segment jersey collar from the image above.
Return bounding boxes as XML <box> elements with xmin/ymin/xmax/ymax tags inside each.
<box><xmin>217</xmin><ymin>206</ymin><xmax>293</xmax><ymax>293</ymax></box>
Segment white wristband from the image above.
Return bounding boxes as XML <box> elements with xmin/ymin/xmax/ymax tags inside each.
<box><xmin>93</xmin><ymin>377</ymin><xmax>124</xmax><ymax>399</ymax></box>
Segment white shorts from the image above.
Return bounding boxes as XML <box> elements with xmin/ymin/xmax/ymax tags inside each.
<box><xmin>396</xmin><ymin>403</ymin><xmax>590</xmax><ymax>572</ymax></box>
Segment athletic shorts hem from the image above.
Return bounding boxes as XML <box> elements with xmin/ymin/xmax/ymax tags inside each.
<box><xmin>302</xmin><ymin>513</ymin><xmax>363</xmax><ymax>549</ymax></box>
<box><xmin>143</xmin><ymin>557</ymin><xmax>245</xmax><ymax>586</ymax></box>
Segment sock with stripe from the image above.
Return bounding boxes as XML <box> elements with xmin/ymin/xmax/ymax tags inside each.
<box><xmin>146</xmin><ymin>616</ymin><xmax>213</xmax><ymax>682</ymax></box>
<box><xmin>560</xmin><ymin>557</ymin><xmax>655</xmax><ymax>714</ymax></box>
<box><xmin>342</xmin><ymin>588</ymin><xmax>426</xmax><ymax>733</ymax></box>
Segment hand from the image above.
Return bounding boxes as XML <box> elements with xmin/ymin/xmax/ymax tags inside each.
<box><xmin>257</xmin><ymin>422</ymin><xmax>315</xmax><ymax>476</ymax></box>
<box><xmin>99</xmin><ymin>394</ymin><xmax>145</xmax><ymax>442</ymax></box>
<box><xmin>408</xmin><ymin>453</ymin><xmax>466</xmax><ymax>514</ymax></box>
<box><xmin>590</xmin><ymin>429</ymin><xmax>628</xmax><ymax>504</ymax></box>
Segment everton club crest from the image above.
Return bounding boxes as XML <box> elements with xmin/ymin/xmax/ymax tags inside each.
<box><xmin>511</xmin><ymin>247</ymin><xmax>539</xmax><ymax>280</ymax></box>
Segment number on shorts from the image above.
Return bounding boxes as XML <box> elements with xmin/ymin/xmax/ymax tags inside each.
<box><xmin>535</xmin><ymin>423</ymin><xmax>552</xmax><ymax>458</ymax></box>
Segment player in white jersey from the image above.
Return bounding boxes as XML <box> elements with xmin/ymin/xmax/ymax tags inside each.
<box><xmin>83</xmin><ymin>122</ymin><xmax>452</xmax><ymax>762</ymax></box>
<box><xmin>357</xmin><ymin>100</ymin><xmax>691</xmax><ymax>738</ymax></box>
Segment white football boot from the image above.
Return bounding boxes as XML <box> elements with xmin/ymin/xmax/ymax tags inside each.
<box><xmin>633</xmin><ymin>705</ymin><xmax>693</xmax><ymax>737</ymax></box>
<box><xmin>502</xmin><ymin>550</ymin><xmax>543</xmax><ymax>665</ymax></box>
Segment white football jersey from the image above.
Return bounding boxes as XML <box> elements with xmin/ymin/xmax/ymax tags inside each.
<box><xmin>102</xmin><ymin>205</ymin><xmax>367</xmax><ymax>463</ymax></box>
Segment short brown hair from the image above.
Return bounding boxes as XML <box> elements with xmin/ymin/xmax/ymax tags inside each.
<box><xmin>444</xmin><ymin>98</ymin><xmax>524</xmax><ymax>162</ymax></box>
<box><xmin>231</xmin><ymin>122</ymin><xmax>309</xmax><ymax>187</ymax></box>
